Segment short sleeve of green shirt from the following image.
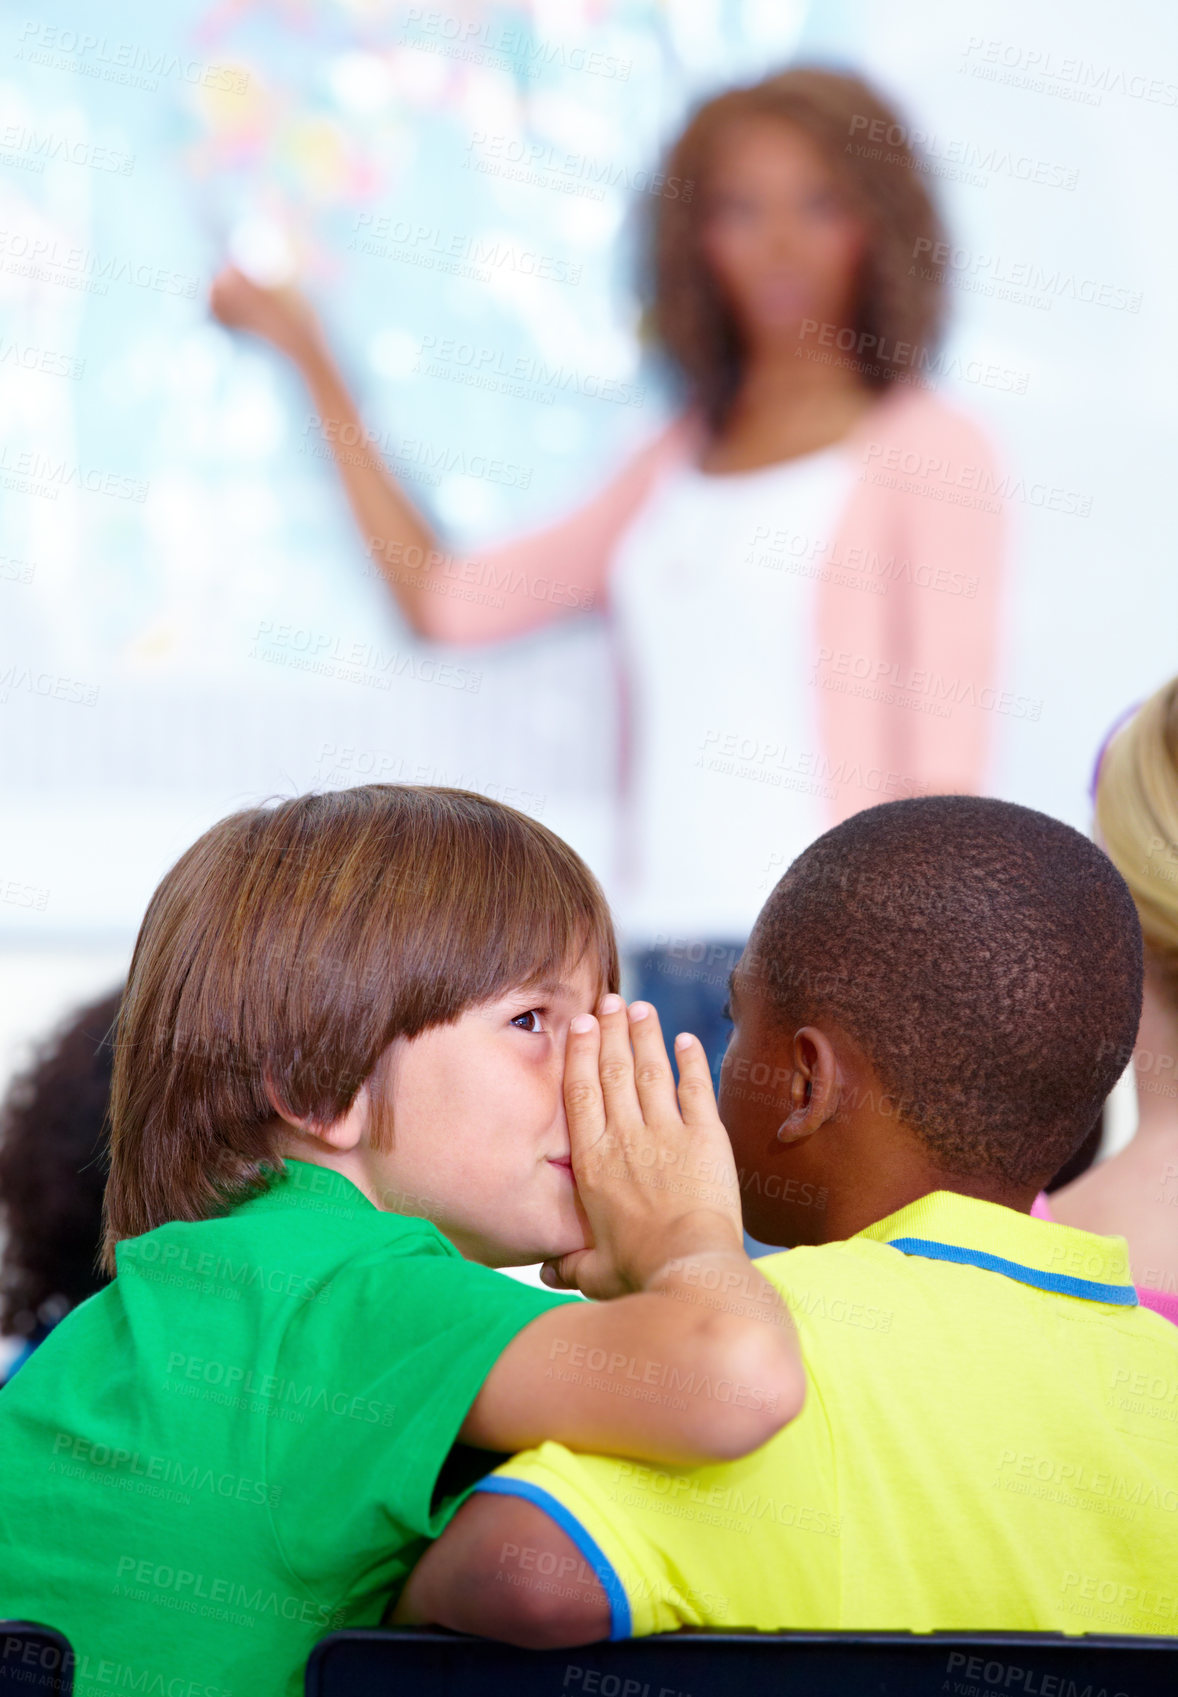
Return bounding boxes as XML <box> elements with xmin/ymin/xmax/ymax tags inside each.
<box><xmin>268</xmin><ymin>1244</ymin><xmax>572</xmax><ymax>1591</ymax></box>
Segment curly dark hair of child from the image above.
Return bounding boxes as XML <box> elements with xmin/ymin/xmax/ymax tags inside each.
<box><xmin>0</xmin><ymin>987</ymin><xmax>122</xmax><ymax>1338</ymax></box>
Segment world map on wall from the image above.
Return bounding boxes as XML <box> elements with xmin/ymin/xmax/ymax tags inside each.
<box><xmin>2</xmin><ymin>0</ymin><xmax>806</xmax><ymax>679</ymax></box>
<box><xmin>1</xmin><ymin>0</ymin><xmax>809</xmax><ymax>937</ymax></box>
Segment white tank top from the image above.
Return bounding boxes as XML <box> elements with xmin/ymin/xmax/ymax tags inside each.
<box><xmin>608</xmin><ymin>443</ymin><xmax>858</xmax><ymax>943</ymax></box>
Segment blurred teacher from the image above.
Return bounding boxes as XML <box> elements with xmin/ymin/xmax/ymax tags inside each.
<box><xmin>211</xmin><ymin>67</ymin><xmax>1005</xmax><ymax>1073</ymax></box>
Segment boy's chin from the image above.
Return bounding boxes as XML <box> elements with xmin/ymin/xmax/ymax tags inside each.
<box><xmin>497</xmin><ymin>1228</ymin><xmax>589</xmax><ymax>1271</ymax></box>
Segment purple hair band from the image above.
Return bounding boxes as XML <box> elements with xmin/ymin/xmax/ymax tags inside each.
<box><xmin>1089</xmin><ymin>701</ymin><xmax>1143</xmax><ymax>805</ymax></box>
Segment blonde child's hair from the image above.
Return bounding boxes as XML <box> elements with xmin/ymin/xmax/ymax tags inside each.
<box><xmin>1095</xmin><ymin>678</ymin><xmax>1178</xmax><ymax>1004</ymax></box>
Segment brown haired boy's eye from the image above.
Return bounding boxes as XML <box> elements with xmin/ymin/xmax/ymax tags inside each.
<box><xmin>510</xmin><ymin>1009</ymin><xmax>545</xmax><ymax>1034</ymax></box>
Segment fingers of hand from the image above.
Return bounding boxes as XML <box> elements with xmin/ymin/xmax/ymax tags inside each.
<box><xmin>595</xmin><ymin>994</ymin><xmax>642</xmax><ymax>1125</ymax></box>
<box><xmin>673</xmin><ymin>1032</ymin><xmax>723</xmax><ymax>1128</ymax></box>
<box><xmin>539</xmin><ymin>1257</ymin><xmax>574</xmax><ymax>1290</ymax></box>
<box><xmin>540</xmin><ymin>1250</ymin><xmax>598</xmax><ymax>1294</ymax></box>
<box><xmin>563</xmin><ymin>1014</ymin><xmax>606</xmax><ymax>1152</ymax></box>
<box><xmin>627</xmin><ymin>1001</ymin><xmax>679</xmax><ymax>1124</ymax></box>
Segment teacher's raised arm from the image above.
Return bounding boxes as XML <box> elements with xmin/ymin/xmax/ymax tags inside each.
<box><xmin>208</xmin><ymin>264</ymin><xmax>671</xmax><ymax>645</ymax></box>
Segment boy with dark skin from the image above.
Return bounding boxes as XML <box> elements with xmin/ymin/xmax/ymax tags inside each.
<box><xmin>395</xmin><ymin>796</ymin><xmax>1178</xmax><ymax>1644</ymax></box>
<box><xmin>394</xmin><ymin>986</ymin><xmax>1017</xmax><ymax>1642</ymax></box>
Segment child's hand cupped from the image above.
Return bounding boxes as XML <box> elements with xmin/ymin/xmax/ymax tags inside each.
<box><xmin>542</xmin><ymin>996</ymin><xmax>745</xmax><ymax>1301</ymax></box>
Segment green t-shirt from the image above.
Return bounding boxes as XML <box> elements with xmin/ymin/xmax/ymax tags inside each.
<box><xmin>0</xmin><ymin>1159</ymin><xmax>569</xmax><ymax>1697</ymax></box>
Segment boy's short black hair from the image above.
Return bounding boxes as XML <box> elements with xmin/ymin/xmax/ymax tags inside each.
<box><xmin>749</xmin><ymin>796</ymin><xmax>1143</xmax><ymax>1185</ymax></box>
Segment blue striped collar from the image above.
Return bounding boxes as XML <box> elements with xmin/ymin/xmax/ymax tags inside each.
<box><xmin>858</xmin><ymin>1191</ymin><xmax>1137</xmax><ymax>1307</ymax></box>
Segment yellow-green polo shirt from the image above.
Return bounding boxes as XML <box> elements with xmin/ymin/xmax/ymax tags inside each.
<box><xmin>479</xmin><ymin>1191</ymin><xmax>1178</xmax><ymax>1637</ymax></box>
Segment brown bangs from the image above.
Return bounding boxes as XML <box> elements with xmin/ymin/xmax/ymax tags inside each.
<box><xmin>103</xmin><ymin>786</ymin><xmax>618</xmax><ymax>1267</ymax></box>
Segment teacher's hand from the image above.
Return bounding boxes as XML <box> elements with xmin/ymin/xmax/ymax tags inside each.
<box><xmin>209</xmin><ymin>265</ymin><xmax>325</xmax><ymax>367</ymax></box>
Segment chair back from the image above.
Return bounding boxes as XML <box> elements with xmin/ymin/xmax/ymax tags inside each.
<box><xmin>0</xmin><ymin>1624</ymin><xmax>72</xmax><ymax>1695</ymax></box>
<box><xmin>306</xmin><ymin>1627</ymin><xmax>1178</xmax><ymax>1697</ymax></box>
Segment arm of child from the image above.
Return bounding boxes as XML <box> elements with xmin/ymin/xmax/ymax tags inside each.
<box><xmin>458</xmin><ymin>1000</ymin><xmax>805</xmax><ymax>1467</ymax></box>
<box><xmin>391</xmin><ymin>1491</ymin><xmax>609</xmax><ymax>1646</ymax></box>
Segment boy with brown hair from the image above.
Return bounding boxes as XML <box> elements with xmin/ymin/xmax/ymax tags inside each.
<box><xmin>0</xmin><ymin>786</ymin><xmax>802</xmax><ymax>1697</ymax></box>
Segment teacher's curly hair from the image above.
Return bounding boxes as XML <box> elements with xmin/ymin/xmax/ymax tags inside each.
<box><xmin>647</xmin><ymin>66</ymin><xmax>948</xmax><ymax>429</ymax></box>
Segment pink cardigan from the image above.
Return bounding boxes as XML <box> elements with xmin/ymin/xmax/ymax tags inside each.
<box><xmin>418</xmin><ymin>384</ymin><xmax>1006</xmax><ymax>825</ymax></box>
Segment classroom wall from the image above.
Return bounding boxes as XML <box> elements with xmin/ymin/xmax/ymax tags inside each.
<box><xmin>2</xmin><ymin>0</ymin><xmax>1176</xmax><ymax>1097</ymax></box>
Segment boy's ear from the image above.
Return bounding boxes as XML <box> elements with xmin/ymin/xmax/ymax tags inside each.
<box><xmin>264</xmin><ymin>1075</ymin><xmax>372</xmax><ymax>1154</ymax></box>
<box><xmin>776</xmin><ymin>1027</ymin><xmax>840</xmax><ymax>1145</ymax></box>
